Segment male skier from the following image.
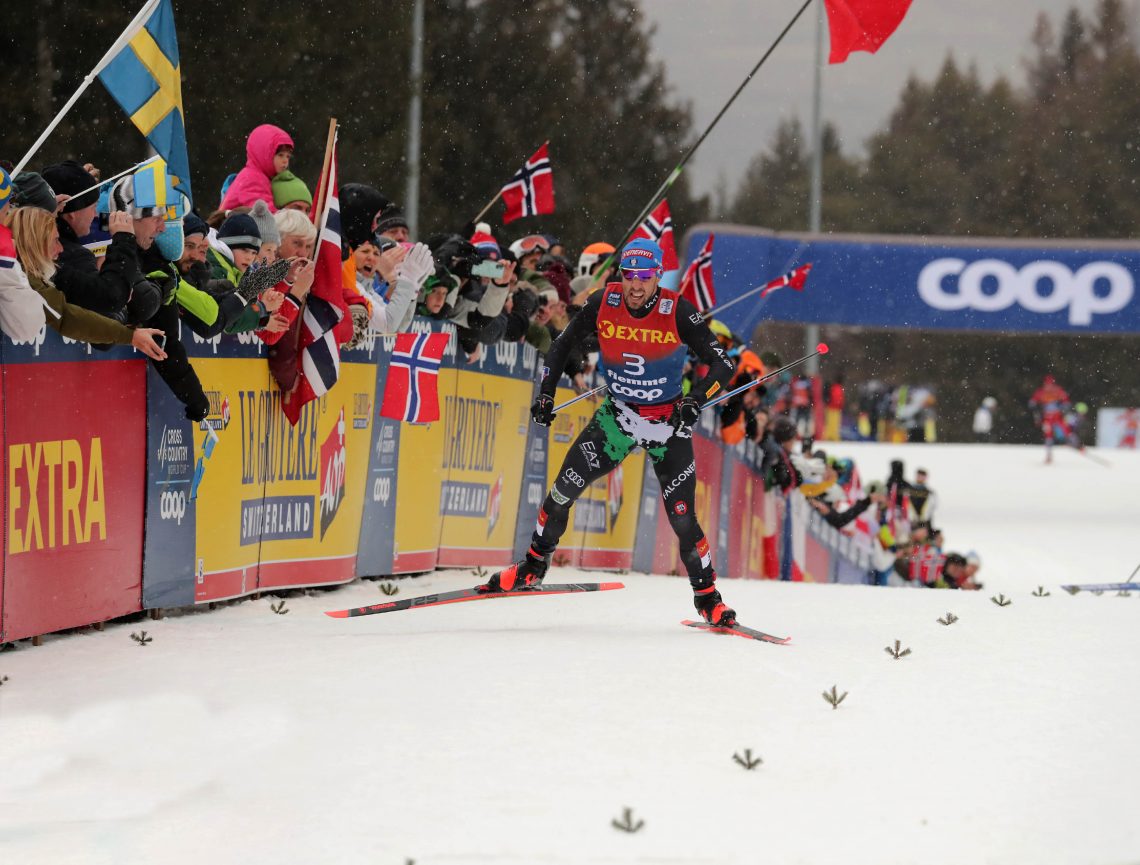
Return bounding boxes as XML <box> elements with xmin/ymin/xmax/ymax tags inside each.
<box><xmin>478</xmin><ymin>239</ymin><xmax>738</xmax><ymax>625</ymax></box>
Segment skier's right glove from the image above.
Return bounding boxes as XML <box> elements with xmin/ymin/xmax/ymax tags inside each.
<box><xmin>530</xmin><ymin>394</ymin><xmax>556</xmax><ymax>427</ymax></box>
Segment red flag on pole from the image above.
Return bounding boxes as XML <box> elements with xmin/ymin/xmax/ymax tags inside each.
<box><xmin>500</xmin><ymin>142</ymin><xmax>555</xmax><ymax>224</ymax></box>
<box><xmin>824</xmin><ymin>0</ymin><xmax>914</xmax><ymax>64</ymax></box>
<box><xmin>759</xmin><ymin>264</ymin><xmax>812</xmax><ymax>299</ymax></box>
<box><xmin>678</xmin><ymin>234</ymin><xmax>715</xmax><ymax>312</ymax></box>
<box><xmin>632</xmin><ymin>199</ymin><xmax>678</xmax><ymax>271</ymax></box>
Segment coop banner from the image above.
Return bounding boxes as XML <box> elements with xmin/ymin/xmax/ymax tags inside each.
<box><xmin>0</xmin><ymin>332</ymin><xmax>147</xmax><ymax>641</ymax></box>
<box><xmin>436</xmin><ymin>340</ymin><xmax>537</xmax><ymax>568</ymax></box>
<box><xmin>685</xmin><ymin>224</ymin><xmax>1140</xmax><ymax>337</ymax></box>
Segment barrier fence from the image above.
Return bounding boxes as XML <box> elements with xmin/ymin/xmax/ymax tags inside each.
<box><xmin>0</xmin><ymin>319</ymin><xmax>876</xmax><ymax>643</ymax></box>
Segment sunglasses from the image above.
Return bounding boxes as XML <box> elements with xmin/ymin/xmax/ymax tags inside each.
<box><xmin>621</xmin><ymin>267</ymin><xmax>659</xmax><ymax>281</ymax></box>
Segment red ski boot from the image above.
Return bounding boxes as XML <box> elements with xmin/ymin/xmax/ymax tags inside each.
<box><xmin>476</xmin><ymin>549</ymin><xmax>551</xmax><ymax>593</ymax></box>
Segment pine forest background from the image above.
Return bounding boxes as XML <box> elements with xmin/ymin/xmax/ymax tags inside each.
<box><xmin>1</xmin><ymin>0</ymin><xmax>1138</xmax><ymax>443</ymax></box>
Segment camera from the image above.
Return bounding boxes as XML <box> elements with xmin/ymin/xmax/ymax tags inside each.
<box><xmin>471</xmin><ymin>259</ymin><xmax>505</xmax><ymax>280</ymax></box>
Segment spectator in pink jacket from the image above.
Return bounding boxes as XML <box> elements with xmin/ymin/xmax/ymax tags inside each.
<box><xmin>220</xmin><ymin>124</ymin><xmax>294</xmax><ymax>213</ymax></box>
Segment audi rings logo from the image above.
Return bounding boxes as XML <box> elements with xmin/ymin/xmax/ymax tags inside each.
<box><xmin>917</xmin><ymin>258</ymin><xmax>1134</xmax><ymax>325</ymax></box>
<box><xmin>159</xmin><ymin>490</ymin><xmax>188</xmax><ymax>525</ymax></box>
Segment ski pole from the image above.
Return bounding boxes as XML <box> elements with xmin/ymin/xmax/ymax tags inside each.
<box><xmin>553</xmin><ymin>382</ymin><xmax>608</xmax><ymax>414</ymax></box>
<box><xmin>704</xmin><ymin>343</ymin><xmax>829</xmax><ymax>410</ymax></box>
<box><xmin>584</xmin><ymin>0</ymin><xmax>816</xmax><ymax>293</ymax></box>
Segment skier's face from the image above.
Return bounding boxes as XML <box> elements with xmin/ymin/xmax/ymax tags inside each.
<box><xmin>620</xmin><ymin>268</ymin><xmax>659</xmax><ymax>309</ymax></box>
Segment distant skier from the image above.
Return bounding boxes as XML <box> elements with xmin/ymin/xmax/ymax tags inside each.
<box><xmin>1118</xmin><ymin>407</ymin><xmax>1138</xmax><ymax>449</ymax></box>
<box><xmin>972</xmin><ymin>396</ymin><xmax>997</xmax><ymax>443</ymax></box>
<box><xmin>1029</xmin><ymin>375</ymin><xmax>1071</xmax><ymax>464</ymax></box>
<box><xmin>1065</xmin><ymin>402</ymin><xmax>1089</xmax><ymax>449</ymax></box>
<box><xmin>478</xmin><ymin>239</ymin><xmax>738</xmax><ymax>625</ymax></box>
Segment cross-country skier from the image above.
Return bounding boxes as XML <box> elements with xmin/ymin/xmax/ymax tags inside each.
<box><xmin>1029</xmin><ymin>374</ymin><xmax>1071</xmax><ymax>464</ymax></box>
<box><xmin>478</xmin><ymin>238</ymin><xmax>738</xmax><ymax>625</ymax></box>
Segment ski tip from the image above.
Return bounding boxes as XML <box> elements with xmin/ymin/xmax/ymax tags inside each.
<box><xmin>323</xmin><ymin>610</ymin><xmax>350</xmax><ymax>618</ymax></box>
<box><xmin>599</xmin><ymin>582</ymin><xmax>626</xmax><ymax>591</ymax></box>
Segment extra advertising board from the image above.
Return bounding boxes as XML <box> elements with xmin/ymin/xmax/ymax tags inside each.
<box><xmin>436</xmin><ymin>340</ymin><xmax>536</xmax><ymax>568</ymax></box>
<box><xmin>1</xmin><ymin>331</ymin><xmax>146</xmax><ymax>641</ymax></box>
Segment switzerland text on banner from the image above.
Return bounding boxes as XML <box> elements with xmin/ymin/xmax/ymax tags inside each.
<box><xmin>380</xmin><ymin>331</ymin><xmax>451</xmax><ymax>423</ymax></box>
<box><xmin>98</xmin><ymin>0</ymin><xmax>193</xmax><ymax>201</ymax></box>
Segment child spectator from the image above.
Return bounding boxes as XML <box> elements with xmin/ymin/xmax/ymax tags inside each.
<box><xmin>248</xmin><ymin>199</ymin><xmax>280</xmax><ymax>263</ymax></box>
<box><xmin>271</xmin><ymin>170</ymin><xmax>313</xmax><ymax>215</ymax></box>
<box><xmin>221</xmin><ymin>124</ymin><xmax>294</xmax><ymax>213</ymax></box>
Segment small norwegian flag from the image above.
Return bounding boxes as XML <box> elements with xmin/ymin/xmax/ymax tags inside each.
<box><xmin>632</xmin><ymin>199</ymin><xmax>678</xmax><ymax>270</ymax></box>
<box><xmin>380</xmin><ymin>331</ymin><xmax>451</xmax><ymax>424</ymax></box>
<box><xmin>678</xmin><ymin>234</ymin><xmax>715</xmax><ymax>312</ymax></box>
<box><xmin>500</xmin><ymin>142</ymin><xmax>555</xmax><ymax>224</ymax></box>
<box><xmin>759</xmin><ymin>263</ymin><xmax>813</xmax><ymax>299</ymax></box>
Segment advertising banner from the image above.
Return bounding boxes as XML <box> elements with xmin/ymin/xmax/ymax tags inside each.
<box><xmin>685</xmin><ymin>224</ymin><xmax>1140</xmax><ymax>337</ymax></box>
<box><xmin>142</xmin><ymin>364</ymin><xmax>197</xmax><ymax>608</ymax></box>
<box><xmin>1095</xmin><ymin>407</ymin><xmax>1140</xmax><ymax>448</ymax></box>
<box><xmin>1</xmin><ymin>332</ymin><xmax>146</xmax><ymax>641</ymax></box>
<box><xmin>436</xmin><ymin>340</ymin><xmax>536</xmax><ymax>568</ymax></box>
<box><xmin>544</xmin><ymin>387</ymin><xmax>601</xmax><ymax>566</ymax></box>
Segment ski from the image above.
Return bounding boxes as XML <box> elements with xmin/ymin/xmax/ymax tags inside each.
<box><xmin>1061</xmin><ymin>582</ymin><xmax>1140</xmax><ymax>594</ymax></box>
<box><xmin>681</xmin><ymin>619</ymin><xmax>791</xmax><ymax>645</ymax></box>
<box><xmin>325</xmin><ymin>582</ymin><xmax>625</xmax><ymax>618</ymax></box>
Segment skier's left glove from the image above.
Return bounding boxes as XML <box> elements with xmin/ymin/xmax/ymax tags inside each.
<box><xmin>669</xmin><ymin>396</ymin><xmax>701</xmax><ymax>433</ymax></box>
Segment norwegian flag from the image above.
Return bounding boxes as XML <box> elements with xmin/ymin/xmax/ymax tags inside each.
<box><xmin>282</xmin><ymin>132</ymin><xmax>348</xmax><ymax>426</ymax></box>
<box><xmin>678</xmin><ymin>234</ymin><xmax>715</xmax><ymax>312</ymax></box>
<box><xmin>759</xmin><ymin>263</ymin><xmax>813</xmax><ymax>300</ymax></box>
<box><xmin>379</xmin><ymin>331</ymin><xmax>451</xmax><ymax>423</ymax></box>
<box><xmin>500</xmin><ymin>142</ymin><xmax>555</xmax><ymax>224</ymax></box>
<box><xmin>633</xmin><ymin>199</ymin><xmax>678</xmax><ymax>270</ymax></box>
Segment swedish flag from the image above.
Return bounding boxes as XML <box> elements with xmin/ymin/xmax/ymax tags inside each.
<box><xmin>98</xmin><ymin>0</ymin><xmax>192</xmax><ymax>203</ymax></box>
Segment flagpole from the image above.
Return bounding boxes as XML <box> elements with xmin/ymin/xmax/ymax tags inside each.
<box><xmin>59</xmin><ymin>155</ymin><xmax>163</xmax><ymax>207</ymax></box>
<box><xmin>312</xmin><ymin>118</ymin><xmax>338</xmax><ymax>230</ymax></box>
<box><xmin>471</xmin><ymin>189</ymin><xmax>503</xmax><ymax>225</ymax></box>
<box><xmin>14</xmin><ymin>0</ymin><xmax>162</xmax><ymax>175</ymax></box>
<box><xmin>704</xmin><ymin>343</ymin><xmax>829</xmax><ymax>410</ymax></box>
<box><xmin>702</xmin><ymin>282</ymin><xmax>788</xmax><ymax>320</ymax></box>
<box><xmin>587</xmin><ymin>0</ymin><xmax>816</xmax><ymax>291</ymax></box>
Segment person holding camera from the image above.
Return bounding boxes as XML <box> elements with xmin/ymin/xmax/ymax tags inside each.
<box><xmin>477</xmin><ymin>239</ymin><xmax>739</xmax><ymax>626</ymax></box>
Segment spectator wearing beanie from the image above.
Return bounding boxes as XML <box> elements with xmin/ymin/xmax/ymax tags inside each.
<box><xmin>0</xmin><ymin>167</ymin><xmax>50</xmax><ymax>341</ymax></box>
<box><xmin>221</xmin><ymin>124</ymin><xmax>294</xmax><ymax>213</ymax></box>
<box><xmin>375</xmin><ymin>204</ymin><xmax>409</xmax><ymax>243</ymax></box>
<box><xmin>11</xmin><ymin>171</ymin><xmax>58</xmax><ymax>213</ymax></box>
<box><xmin>339</xmin><ymin>183</ymin><xmax>389</xmax><ymax>250</ymax></box>
<box><xmin>212</xmin><ymin>213</ymin><xmax>261</xmax><ymax>283</ymax></box>
<box><xmin>248</xmin><ymin>199</ymin><xmax>280</xmax><ymax>263</ymax></box>
<box><xmin>272</xmin><ymin>170</ymin><xmax>313</xmax><ymax>215</ymax></box>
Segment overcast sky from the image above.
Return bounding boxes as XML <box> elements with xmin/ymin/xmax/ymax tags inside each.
<box><xmin>640</xmin><ymin>0</ymin><xmax>1105</xmax><ymax>203</ymax></box>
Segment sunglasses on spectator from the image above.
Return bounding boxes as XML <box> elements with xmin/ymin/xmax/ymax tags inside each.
<box><xmin>621</xmin><ymin>267</ymin><xmax>659</xmax><ymax>280</ymax></box>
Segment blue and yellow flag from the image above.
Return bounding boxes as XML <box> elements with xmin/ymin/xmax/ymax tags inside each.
<box><xmin>98</xmin><ymin>0</ymin><xmax>192</xmax><ymax>203</ymax></box>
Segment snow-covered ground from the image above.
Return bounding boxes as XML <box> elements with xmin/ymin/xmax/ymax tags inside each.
<box><xmin>1</xmin><ymin>442</ymin><xmax>1138</xmax><ymax>865</ymax></box>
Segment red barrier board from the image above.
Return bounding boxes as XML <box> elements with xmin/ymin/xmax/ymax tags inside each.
<box><xmin>2</xmin><ymin>360</ymin><xmax>146</xmax><ymax>641</ymax></box>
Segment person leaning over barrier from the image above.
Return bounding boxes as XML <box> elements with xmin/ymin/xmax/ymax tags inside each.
<box><xmin>0</xmin><ymin>167</ymin><xmax>48</xmax><ymax>342</ymax></box>
<box><xmin>479</xmin><ymin>238</ymin><xmax>740</xmax><ymax>627</ymax></box>
<box><xmin>0</xmin><ymin>204</ymin><xmax>166</xmax><ymax>360</ymax></box>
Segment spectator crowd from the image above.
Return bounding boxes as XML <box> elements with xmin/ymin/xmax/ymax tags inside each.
<box><xmin>0</xmin><ymin>121</ymin><xmax>981</xmax><ymax>589</ymax></box>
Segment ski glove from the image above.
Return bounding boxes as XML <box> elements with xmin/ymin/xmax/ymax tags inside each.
<box><xmin>669</xmin><ymin>396</ymin><xmax>701</xmax><ymax>433</ymax></box>
<box><xmin>531</xmin><ymin>394</ymin><xmax>556</xmax><ymax>427</ymax></box>
<box><xmin>396</xmin><ymin>242</ymin><xmax>435</xmax><ymax>289</ymax></box>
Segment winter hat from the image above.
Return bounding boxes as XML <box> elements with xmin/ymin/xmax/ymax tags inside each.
<box><xmin>217</xmin><ymin>213</ymin><xmax>262</xmax><ymax>252</ymax></box>
<box><xmin>0</xmin><ymin>165</ymin><xmax>12</xmax><ymax>210</ymax></box>
<box><xmin>183</xmin><ymin>211</ymin><xmax>209</xmax><ymax>239</ymax></box>
<box><xmin>340</xmin><ymin>183</ymin><xmax>390</xmax><ymax>248</ymax></box>
<box><xmin>41</xmin><ymin>160</ymin><xmax>100</xmax><ymax>212</ymax></box>
<box><xmin>109</xmin><ymin>167</ymin><xmax>166</xmax><ymax>218</ymax></box>
<box><xmin>470</xmin><ymin>231</ymin><xmax>500</xmax><ymax>259</ymax></box>
<box><xmin>155</xmin><ymin>191</ymin><xmax>190</xmax><ymax>263</ymax></box>
<box><xmin>619</xmin><ymin>238</ymin><xmax>663</xmax><ymax>271</ymax></box>
<box><xmin>249</xmin><ymin>199</ymin><xmax>280</xmax><ymax>246</ymax></box>
<box><xmin>11</xmin><ymin>171</ymin><xmax>58</xmax><ymax>213</ymax></box>
<box><xmin>771</xmin><ymin>415</ymin><xmax>798</xmax><ymax>444</ymax></box>
<box><xmin>965</xmin><ymin>551</ymin><xmax>981</xmax><ymax>567</ymax></box>
<box><xmin>375</xmin><ymin>203</ymin><xmax>408</xmax><ymax>235</ymax></box>
<box><xmin>982</xmin><ymin>396</ymin><xmax>996</xmax><ymax>408</ymax></box>
<box><xmin>271</xmin><ymin>170</ymin><xmax>312</xmax><ymax>210</ymax></box>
